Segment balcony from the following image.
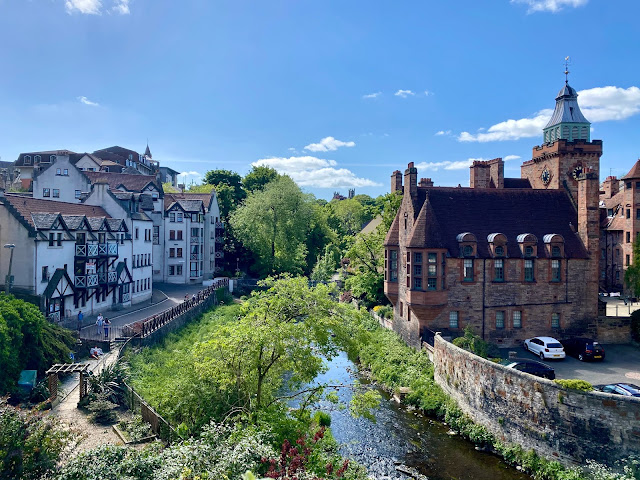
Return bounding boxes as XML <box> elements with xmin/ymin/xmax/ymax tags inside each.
<box><xmin>215</xmin><ymin>237</ymin><xmax>224</xmax><ymax>244</ymax></box>
<box><xmin>122</xmin><ymin>292</ymin><xmax>130</xmax><ymax>303</ymax></box>
<box><xmin>214</xmin><ymin>222</ymin><xmax>224</xmax><ymax>230</ymax></box>
<box><xmin>98</xmin><ymin>271</ymin><xmax>118</xmax><ymax>285</ymax></box>
<box><xmin>190</xmin><ymin>253</ymin><xmax>201</xmax><ymax>260</ymax></box>
<box><xmin>75</xmin><ymin>274</ymin><xmax>98</xmax><ymax>289</ymax></box>
<box><xmin>190</xmin><ymin>236</ymin><xmax>202</xmax><ymax>244</ymax></box>
<box><xmin>75</xmin><ymin>243</ymin><xmax>117</xmax><ymax>257</ymax></box>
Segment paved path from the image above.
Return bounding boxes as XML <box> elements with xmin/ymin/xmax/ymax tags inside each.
<box><xmin>78</xmin><ymin>282</ymin><xmax>206</xmax><ymax>341</ymax></box>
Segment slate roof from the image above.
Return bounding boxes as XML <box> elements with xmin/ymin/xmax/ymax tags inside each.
<box><xmin>15</xmin><ymin>150</ymin><xmax>76</xmax><ymax>167</ymax></box>
<box><xmin>61</xmin><ymin>215</ymin><xmax>86</xmax><ymax>230</ymax></box>
<box><xmin>504</xmin><ymin>178</ymin><xmax>532</xmax><ymax>189</ymax></box>
<box><xmin>164</xmin><ymin>192</ymin><xmax>214</xmax><ymax>211</ymax></box>
<box><xmin>85</xmin><ymin>171</ymin><xmax>159</xmax><ymax>192</ymax></box>
<box><xmin>544</xmin><ymin>82</ymin><xmax>590</xmax><ymax>128</ymax></box>
<box><xmin>385</xmin><ymin>187</ymin><xmax>588</xmax><ymax>259</ymax></box>
<box><xmin>4</xmin><ymin>194</ymin><xmax>110</xmax><ymax>228</ymax></box>
<box><xmin>31</xmin><ymin>213</ymin><xmax>59</xmax><ymax>229</ymax></box>
<box><xmin>106</xmin><ymin>218</ymin><xmax>126</xmax><ymax>231</ymax></box>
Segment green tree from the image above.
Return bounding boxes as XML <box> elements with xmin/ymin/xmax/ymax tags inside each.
<box><xmin>243</xmin><ymin>165</ymin><xmax>281</xmax><ymax>193</ymax></box>
<box><xmin>311</xmin><ymin>244</ymin><xmax>342</xmax><ymax>283</ymax></box>
<box><xmin>625</xmin><ymin>238</ymin><xmax>640</xmax><ymax>297</ymax></box>
<box><xmin>162</xmin><ymin>182</ymin><xmax>180</xmax><ymax>193</ymax></box>
<box><xmin>231</xmin><ymin>176</ymin><xmax>311</xmax><ymax>275</ymax></box>
<box><xmin>330</xmin><ymin>199</ymin><xmax>372</xmax><ymax>237</ymax></box>
<box><xmin>186</xmin><ymin>183</ymin><xmax>216</xmax><ymax>193</ymax></box>
<box><xmin>0</xmin><ymin>294</ymin><xmax>75</xmax><ymax>393</ymax></box>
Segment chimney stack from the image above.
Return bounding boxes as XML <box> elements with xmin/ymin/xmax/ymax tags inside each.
<box><xmin>419</xmin><ymin>178</ymin><xmax>434</xmax><ymax>188</ymax></box>
<box><xmin>404</xmin><ymin>162</ymin><xmax>417</xmax><ymax>198</ymax></box>
<box><xmin>601</xmin><ymin>176</ymin><xmax>619</xmax><ymax>199</ymax></box>
<box><xmin>391</xmin><ymin>170</ymin><xmax>402</xmax><ymax>193</ymax></box>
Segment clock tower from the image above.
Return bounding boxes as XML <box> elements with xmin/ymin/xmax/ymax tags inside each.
<box><xmin>521</xmin><ymin>74</ymin><xmax>602</xmax><ymax>205</ymax></box>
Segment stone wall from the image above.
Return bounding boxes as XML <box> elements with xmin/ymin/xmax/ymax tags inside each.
<box><xmin>595</xmin><ymin>315</ymin><xmax>632</xmax><ymax>344</ymax></box>
<box><xmin>433</xmin><ymin>334</ymin><xmax>640</xmax><ymax>466</ymax></box>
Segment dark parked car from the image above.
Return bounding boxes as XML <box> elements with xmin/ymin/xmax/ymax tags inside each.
<box><xmin>503</xmin><ymin>359</ymin><xmax>555</xmax><ymax>380</ymax></box>
<box><xmin>561</xmin><ymin>337</ymin><xmax>605</xmax><ymax>361</ymax></box>
<box><xmin>593</xmin><ymin>383</ymin><xmax>640</xmax><ymax>397</ymax></box>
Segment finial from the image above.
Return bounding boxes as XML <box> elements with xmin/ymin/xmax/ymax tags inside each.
<box><xmin>564</xmin><ymin>56</ymin><xmax>570</xmax><ymax>84</ymax></box>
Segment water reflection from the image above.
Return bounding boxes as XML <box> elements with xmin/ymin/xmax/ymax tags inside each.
<box><xmin>311</xmin><ymin>352</ymin><xmax>529</xmax><ymax>480</ymax></box>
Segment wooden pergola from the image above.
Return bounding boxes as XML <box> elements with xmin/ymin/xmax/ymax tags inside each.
<box><xmin>46</xmin><ymin>363</ymin><xmax>90</xmax><ymax>402</ymax></box>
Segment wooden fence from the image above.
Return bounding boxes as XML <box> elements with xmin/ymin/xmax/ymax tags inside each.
<box><xmin>122</xmin><ymin>381</ymin><xmax>178</xmax><ymax>443</ymax></box>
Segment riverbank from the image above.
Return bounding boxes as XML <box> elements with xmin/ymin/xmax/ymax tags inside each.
<box><xmin>349</xmin><ymin>318</ymin><xmax>635</xmax><ymax>480</ymax></box>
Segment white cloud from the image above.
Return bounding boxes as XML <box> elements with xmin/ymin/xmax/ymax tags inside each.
<box><xmin>65</xmin><ymin>0</ymin><xmax>102</xmax><ymax>14</ymax></box>
<box><xmin>435</xmin><ymin>130</ymin><xmax>452</xmax><ymax>136</ymax></box>
<box><xmin>458</xmin><ymin>109</ymin><xmax>552</xmax><ymax>142</ymax></box>
<box><xmin>178</xmin><ymin>171</ymin><xmax>203</xmax><ymax>184</ymax></box>
<box><xmin>578</xmin><ymin>86</ymin><xmax>640</xmax><ymax>122</ymax></box>
<box><xmin>77</xmin><ymin>96</ymin><xmax>100</xmax><ymax>107</ymax></box>
<box><xmin>65</xmin><ymin>0</ymin><xmax>130</xmax><ymax>15</ymax></box>
<box><xmin>304</xmin><ymin>136</ymin><xmax>356</xmax><ymax>152</ymax></box>
<box><xmin>252</xmin><ymin>156</ymin><xmax>381</xmax><ymax>189</ymax></box>
<box><xmin>394</xmin><ymin>89</ymin><xmax>415</xmax><ymax>98</ymax></box>
<box><xmin>503</xmin><ymin>155</ymin><xmax>522</xmax><ymax>162</ymax></box>
<box><xmin>458</xmin><ymin>85</ymin><xmax>640</xmax><ymax>143</ymax></box>
<box><xmin>511</xmin><ymin>0</ymin><xmax>588</xmax><ymax>13</ymax></box>
<box><xmin>111</xmin><ymin>0</ymin><xmax>130</xmax><ymax>14</ymax></box>
<box><xmin>415</xmin><ymin>158</ymin><xmax>487</xmax><ymax>171</ymax></box>
<box><xmin>424</xmin><ymin>90</ymin><xmax>433</xmax><ymax>96</ymax></box>
<box><xmin>363</xmin><ymin>92</ymin><xmax>382</xmax><ymax>99</ymax></box>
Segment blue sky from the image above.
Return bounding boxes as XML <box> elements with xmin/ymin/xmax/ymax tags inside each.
<box><xmin>0</xmin><ymin>0</ymin><xmax>639</xmax><ymax>199</ymax></box>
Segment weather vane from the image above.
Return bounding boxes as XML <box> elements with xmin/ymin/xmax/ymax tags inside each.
<box><xmin>564</xmin><ymin>56</ymin><xmax>571</xmax><ymax>84</ymax></box>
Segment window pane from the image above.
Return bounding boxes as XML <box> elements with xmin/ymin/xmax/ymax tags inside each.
<box><xmin>428</xmin><ymin>265</ymin><xmax>436</xmax><ymax>277</ymax></box>
<box><xmin>428</xmin><ymin>253</ymin><xmax>437</xmax><ymax>263</ymax></box>
<box><xmin>494</xmin><ymin>259</ymin><xmax>503</xmax><ymax>281</ymax></box>
<box><xmin>414</xmin><ymin>252</ymin><xmax>422</xmax><ymax>264</ymax></box>
<box><xmin>525</xmin><ymin>259</ymin><xmax>534</xmax><ymax>281</ymax></box>
<box><xmin>414</xmin><ymin>264</ymin><xmax>422</xmax><ymax>276</ymax></box>
<box><xmin>449</xmin><ymin>311</ymin><xmax>458</xmax><ymax>328</ymax></box>
<box><xmin>551</xmin><ymin>313</ymin><xmax>560</xmax><ymax>328</ymax></box>
<box><xmin>513</xmin><ymin>311</ymin><xmax>522</xmax><ymax>328</ymax></box>
<box><xmin>413</xmin><ymin>277</ymin><xmax>422</xmax><ymax>290</ymax></box>
<box><xmin>551</xmin><ymin>259</ymin><xmax>560</xmax><ymax>281</ymax></box>
<box><xmin>496</xmin><ymin>311</ymin><xmax>505</xmax><ymax>329</ymax></box>
<box><xmin>427</xmin><ymin>278</ymin><xmax>437</xmax><ymax>290</ymax></box>
<box><xmin>464</xmin><ymin>259</ymin><xmax>473</xmax><ymax>281</ymax></box>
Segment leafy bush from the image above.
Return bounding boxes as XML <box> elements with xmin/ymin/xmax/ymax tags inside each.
<box><xmin>0</xmin><ymin>401</ymin><xmax>70</xmax><ymax>480</ymax></box>
<box><xmin>553</xmin><ymin>379</ymin><xmax>593</xmax><ymax>392</ymax></box>
<box><xmin>0</xmin><ymin>294</ymin><xmax>75</xmax><ymax>394</ymax></box>
<box><xmin>87</xmin><ymin>397</ymin><xmax>118</xmax><ymax>424</ymax></box>
<box><xmin>88</xmin><ymin>362</ymin><xmax>130</xmax><ymax>405</ymax></box>
<box><xmin>314</xmin><ymin>410</ymin><xmax>332</xmax><ymax>427</ymax></box>
<box><xmin>118</xmin><ymin>415</ymin><xmax>153</xmax><ymax>442</ymax></box>
<box><xmin>452</xmin><ymin>326</ymin><xmax>500</xmax><ymax>359</ymax></box>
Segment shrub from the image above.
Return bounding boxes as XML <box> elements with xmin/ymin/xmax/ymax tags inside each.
<box><xmin>0</xmin><ymin>401</ymin><xmax>70</xmax><ymax>480</ymax></box>
<box><xmin>87</xmin><ymin>397</ymin><xmax>118</xmax><ymax>424</ymax></box>
<box><xmin>314</xmin><ymin>410</ymin><xmax>332</xmax><ymax>427</ymax></box>
<box><xmin>118</xmin><ymin>414</ymin><xmax>153</xmax><ymax>442</ymax></box>
<box><xmin>553</xmin><ymin>379</ymin><xmax>593</xmax><ymax>392</ymax></box>
<box><xmin>452</xmin><ymin>326</ymin><xmax>500</xmax><ymax>359</ymax></box>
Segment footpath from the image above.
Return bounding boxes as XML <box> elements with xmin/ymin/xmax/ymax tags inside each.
<box><xmin>49</xmin><ymin>349</ymin><xmax>122</xmax><ymax>453</ymax></box>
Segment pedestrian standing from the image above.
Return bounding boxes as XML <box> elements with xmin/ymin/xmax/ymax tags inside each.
<box><xmin>77</xmin><ymin>310</ymin><xmax>83</xmax><ymax>334</ymax></box>
<box><xmin>96</xmin><ymin>313</ymin><xmax>104</xmax><ymax>336</ymax></box>
<box><xmin>104</xmin><ymin>318</ymin><xmax>111</xmax><ymax>339</ymax></box>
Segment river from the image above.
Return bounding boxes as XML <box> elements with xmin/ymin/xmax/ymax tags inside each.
<box><xmin>310</xmin><ymin>352</ymin><xmax>530</xmax><ymax>480</ymax></box>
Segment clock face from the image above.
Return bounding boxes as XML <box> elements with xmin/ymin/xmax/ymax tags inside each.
<box><xmin>571</xmin><ymin>164</ymin><xmax>583</xmax><ymax>181</ymax></box>
<box><xmin>541</xmin><ymin>168</ymin><xmax>551</xmax><ymax>185</ymax></box>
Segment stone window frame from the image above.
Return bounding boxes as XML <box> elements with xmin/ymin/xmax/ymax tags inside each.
<box><xmin>517</xmin><ymin>233</ymin><xmax>537</xmax><ymax>283</ymax></box>
<box><xmin>496</xmin><ymin>311</ymin><xmax>505</xmax><ymax>330</ymax></box>
<box><xmin>457</xmin><ymin>233</ymin><xmax>477</xmax><ymax>283</ymax></box>
<box><xmin>551</xmin><ymin>313</ymin><xmax>560</xmax><ymax>329</ymax></box>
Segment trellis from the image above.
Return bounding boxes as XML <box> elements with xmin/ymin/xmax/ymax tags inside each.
<box><xmin>45</xmin><ymin>363</ymin><xmax>90</xmax><ymax>402</ymax></box>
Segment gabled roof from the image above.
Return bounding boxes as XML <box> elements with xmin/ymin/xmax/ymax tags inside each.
<box><xmin>3</xmin><ymin>194</ymin><xmax>110</xmax><ymax>228</ymax></box>
<box><xmin>622</xmin><ymin>160</ymin><xmax>640</xmax><ymax>180</ymax></box>
<box><xmin>84</xmin><ymin>171</ymin><xmax>161</xmax><ymax>193</ymax></box>
<box><xmin>164</xmin><ymin>192</ymin><xmax>214</xmax><ymax>211</ymax></box>
<box><xmin>43</xmin><ymin>268</ymin><xmax>75</xmax><ymax>300</ymax></box>
<box><xmin>387</xmin><ymin>187</ymin><xmax>588</xmax><ymax>259</ymax></box>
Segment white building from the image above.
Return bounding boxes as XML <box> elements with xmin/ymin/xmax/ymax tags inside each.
<box><xmin>0</xmin><ymin>192</ymin><xmax>134</xmax><ymax>321</ymax></box>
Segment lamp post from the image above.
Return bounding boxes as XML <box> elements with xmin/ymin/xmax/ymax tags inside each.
<box><xmin>4</xmin><ymin>244</ymin><xmax>15</xmax><ymax>294</ymax></box>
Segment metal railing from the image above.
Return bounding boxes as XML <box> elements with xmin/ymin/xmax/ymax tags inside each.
<box><xmin>97</xmin><ymin>271</ymin><xmax>118</xmax><ymax>284</ymax></box>
<box><xmin>190</xmin><ymin>236</ymin><xmax>201</xmax><ymax>244</ymax></box>
<box><xmin>190</xmin><ymin>253</ymin><xmax>201</xmax><ymax>260</ymax></box>
<box><xmin>121</xmin><ymin>278</ymin><xmax>229</xmax><ymax>339</ymax></box>
<box><xmin>214</xmin><ymin>222</ymin><xmax>224</xmax><ymax>229</ymax></box>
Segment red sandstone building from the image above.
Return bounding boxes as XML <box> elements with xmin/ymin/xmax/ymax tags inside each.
<box><xmin>384</xmin><ymin>82</ymin><xmax>601</xmax><ymax>347</ymax></box>
<box><xmin>599</xmin><ymin>162</ymin><xmax>640</xmax><ymax>292</ymax></box>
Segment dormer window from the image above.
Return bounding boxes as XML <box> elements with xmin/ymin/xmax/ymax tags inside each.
<box><xmin>487</xmin><ymin>233</ymin><xmax>507</xmax><ymax>258</ymax></box>
<box><xmin>543</xmin><ymin>234</ymin><xmax>565</xmax><ymax>258</ymax></box>
<box><xmin>552</xmin><ymin>246</ymin><xmax>561</xmax><ymax>257</ymax></box>
<box><xmin>525</xmin><ymin>246</ymin><xmax>534</xmax><ymax>257</ymax></box>
<box><xmin>495</xmin><ymin>246</ymin><xmax>504</xmax><ymax>256</ymax></box>
<box><xmin>457</xmin><ymin>232</ymin><xmax>477</xmax><ymax>258</ymax></box>
<box><xmin>50</xmin><ymin>155</ymin><xmax>56</xmax><ymax>162</ymax></box>
<box><xmin>34</xmin><ymin>155</ymin><xmax>41</xmax><ymax>163</ymax></box>
<box><xmin>24</xmin><ymin>155</ymin><xmax>31</xmax><ymax>164</ymax></box>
